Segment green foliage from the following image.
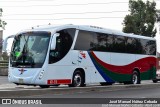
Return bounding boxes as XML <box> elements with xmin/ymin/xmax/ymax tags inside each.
<box><xmin>123</xmin><ymin>0</ymin><xmax>157</xmax><ymax>37</ymax></box>
<box><xmin>157</xmin><ymin>10</ymin><xmax>160</xmax><ymax>22</ymax></box>
<box><xmin>1</xmin><ymin>52</ymin><xmax>9</xmax><ymax>61</ymax></box>
<box><xmin>0</xmin><ymin>8</ymin><xmax>7</xmax><ymax>30</ymax></box>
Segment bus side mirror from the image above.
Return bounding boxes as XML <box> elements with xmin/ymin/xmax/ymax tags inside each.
<box><xmin>2</xmin><ymin>35</ymin><xmax>15</xmax><ymax>52</ymax></box>
<box><xmin>50</xmin><ymin>33</ymin><xmax>60</xmax><ymax>50</ymax></box>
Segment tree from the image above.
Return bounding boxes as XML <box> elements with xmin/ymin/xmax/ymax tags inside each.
<box><xmin>0</xmin><ymin>8</ymin><xmax>7</xmax><ymax>61</ymax></box>
<box><xmin>0</xmin><ymin>8</ymin><xmax>7</xmax><ymax>30</ymax></box>
<box><xmin>1</xmin><ymin>52</ymin><xmax>9</xmax><ymax>60</ymax></box>
<box><xmin>123</xmin><ymin>0</ymin><xmax>157</xmax><ymax>37</ymax></box>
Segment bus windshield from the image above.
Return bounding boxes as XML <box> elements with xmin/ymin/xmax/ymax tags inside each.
<box><xmin>10</xmin><ymin>31</ymin><xmax>51</xmax><ymax>68</ymax></box>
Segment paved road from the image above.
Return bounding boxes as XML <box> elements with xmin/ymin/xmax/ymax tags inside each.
<box><xmin>28</xmin><ymin>85</ymin><xmax>160</xmax><ymax>98</ymax></box>
<box><xmin>1</xmin><ymin>84</ymin><xmax>160</xmax><ymax>107</ymax></box>
<box><xmin>0</xmin><ymin>76</ymin><xmax>9</xmax><ymax>85</ymax></box>
<box><xmin>1</xmin><ymin>76</ymin><xmax>160</xmax><ymax>107</ymax></box>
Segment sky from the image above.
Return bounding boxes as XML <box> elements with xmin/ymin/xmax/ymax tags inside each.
<box><xmin>0</xmin><ymin>0</ymin><xmax>160</xmax><ymax>51</ymax></box>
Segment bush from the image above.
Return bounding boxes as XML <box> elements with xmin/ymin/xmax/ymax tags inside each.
<box><xmin>1</xmin><ymin>52</ymin><xmax>9</xmax><ymax>61</ymax></box>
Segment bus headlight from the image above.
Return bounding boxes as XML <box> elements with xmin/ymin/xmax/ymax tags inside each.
<box><xmin>39</xmin><ymin>70</ymin><xmax>44</xmax><ymax>79</ymax></box>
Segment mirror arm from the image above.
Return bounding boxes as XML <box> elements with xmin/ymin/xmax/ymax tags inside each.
<box><xmin>2</xmin><ymin>35</ymin><xmax>15</xmax><ymax>52</ymax></box>
<box><xmin>50</xmin><ymin>33</ymin><xmax>60</xmax><ymax>50</ymax></box>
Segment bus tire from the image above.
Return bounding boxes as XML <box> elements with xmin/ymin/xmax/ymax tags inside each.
<box><xmin>39</xmin><ymin>85</ymin><xmax>50</xmax><ymax>88</ymax></box>
<box><xmin>132</xmin><ymin>71</ymin><xmax>141</xmax><ymax>84</ymax></box>
<box><xmin>152</xmin><ymin>79</ymin><xmax>157</xmax><ymax>83</ymax></box>
<box><xmin>52</xmin><ymin>84</ymin><xmax>60</xmax><ymax>86</ymax></box>
<box><xmin>69</xmin><ymin>70</ymin><xmax>85</xmax><ymax>87</ymax></box>
<box><xmin>123</xmin><ymin>81</ymin><xmax>132</xmax><ymax>84</ymax></box>
<box><xmin>100</xmin><ymin>82</ymin><xmax>113</xmax><ymax>86</ymax></box>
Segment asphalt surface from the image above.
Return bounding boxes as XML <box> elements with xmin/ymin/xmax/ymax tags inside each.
<box><xmin>0</xmin><ymin>76</ymin><xmax>9</xmax><ymax>85</ymax></box>
<box><xmin>1</xmin><ymin>85</ymin><xmax>160</xmax><ymax>107</ymax></box>
<box><xmin>1</xmin><ymin>76</ymin><xmax>160</xmax><ymax>107</ymax></box>
<box><xmin>28</xmin><ymin>86</ymin><xmax>160</xmax><ymax>98</ymax></box>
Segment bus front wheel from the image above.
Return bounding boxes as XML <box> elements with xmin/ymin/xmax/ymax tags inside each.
<box><xmin>69</xmin><ymin>70</ymin><xmax>85</xmax><ymax>87</ymax></box>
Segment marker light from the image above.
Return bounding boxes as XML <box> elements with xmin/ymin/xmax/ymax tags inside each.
<box><xmin>39</xmin><ymin>70</ymin><xmax>44</xmax><ymax>80</ymax></box>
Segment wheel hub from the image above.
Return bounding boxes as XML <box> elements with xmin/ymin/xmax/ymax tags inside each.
<box><xmin>74</xmin><ymin>74</ymin><xmax>82</xmax><ymax>87</ymax></box>
<box><xmin>132</xmin><ymin>74</ymin><xmax>138</xmax><ymax>84</ymax></box>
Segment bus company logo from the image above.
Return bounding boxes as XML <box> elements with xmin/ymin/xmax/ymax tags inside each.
<box><xmin>19</xmin><ymin>68</ymin><xmax>27</xmax><ymax>75</ymax></box>
<box><xmin>2</xmin><ymin>99</ymin><xmax>11</xmax><ymax>104</ymax></box>
<box><xmin>80</xmin><ymin>51</ymin><xmax>86</xmax><ymax>59</ymax></box>
<box><xmin>78</xmin><ymin>51</ymin><xmax>86</xmax><ymax>63</ymax></box>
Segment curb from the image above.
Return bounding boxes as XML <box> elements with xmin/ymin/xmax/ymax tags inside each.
<box><xmin>0</xmin><ymin>82</ymin><xmax>160</xmax><ymax>97</ymax></box>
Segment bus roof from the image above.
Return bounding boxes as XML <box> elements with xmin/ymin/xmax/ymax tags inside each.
<box><xmin>22</xmin><ymin>24</ymin><xmax>156</xmax><ymax>41</ymax></box>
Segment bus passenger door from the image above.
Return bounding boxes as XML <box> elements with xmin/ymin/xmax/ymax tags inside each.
<box><xmin>47</xmin><ymin>28</ymin><xmax>78</xmax><ymax>81</ymax></box>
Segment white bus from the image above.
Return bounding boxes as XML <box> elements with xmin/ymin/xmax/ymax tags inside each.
<box><xmin>3</xmin><ymin>24</ymin><xmax>157</xmax><ymax>88</ymax></box>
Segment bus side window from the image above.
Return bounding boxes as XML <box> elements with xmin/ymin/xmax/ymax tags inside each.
<box><xmin>49</xmin><ymin>28</ymin><xmax>76</xmax><ymax>64</ymax></box>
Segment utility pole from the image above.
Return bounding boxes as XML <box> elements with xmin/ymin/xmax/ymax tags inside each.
<box><xmin>0</xmin><ymin>8</ymin><xmax>3</xmax><ymax>57</ymax></box>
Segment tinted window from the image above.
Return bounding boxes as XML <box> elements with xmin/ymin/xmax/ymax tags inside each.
<box><xmin>74</xmin><ymin>30</ymin><xmax>156</xmax><ymax>55</ymax></box>
<box><xmin>113</xmin><ymin>35</ymin><xmax>125</xmax><ymax>53</ymax></box>
<box><xmin>140</xmin><ymin>39</ymin><xmax>156</xmax><ymax>55</ymax></box>
<box><xmin>74</xmin><ymin>30</ymin><xmax>93</xmax><ymax>50</ymax></box>
<box><xmin>148</xmin><ymin>40</ymin><xmax>156</xmax><ymax>55</ymax></box>
<box><xmin>106</xmin><ymin>34</ymin><xmax>114</xmax><ymax>52</ymax></box>
<box><xmin>125</xmin><ymin>37</ymin><xmax>143</xmax><ymax>54</ymax></box>
<box><xmin>49</xmin><ymin>28</ymin><xmax>76</xmax><ymax>64</ymax></box>
<box><xmin>75</xmin><ymin>31</ymin><xmax>115</xmax><ymax>52</ymax></box>
<box><xmin>126</xmin><ymin>37</ymin><xmax>136</xmax><ymax>54</ymax></box>
<box><xmin>91</xmin><ymin>33</ymin><xmax>108</xmax><ymax>51</ymax></box>
<box><xmin>125</xmin><ymin>37</ymin><xmax>156</xmax><ymax>55</ymax></box>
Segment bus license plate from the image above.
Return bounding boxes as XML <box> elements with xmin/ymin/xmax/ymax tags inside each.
<box><xmin>19</xmin><ymin>79</ymin><xmax>23</xmax><ymax>84</ymax></box>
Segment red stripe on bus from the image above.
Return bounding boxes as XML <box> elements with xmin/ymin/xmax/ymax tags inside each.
<box><xmin>90</xmin><ymin>51</ymin><xmax>156</xmax><ymax>74</ymax></box>
<box><xmin>47</xmin><ymin>79</ymin><xmax>71</xmax><ymax>85</ymax></box>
